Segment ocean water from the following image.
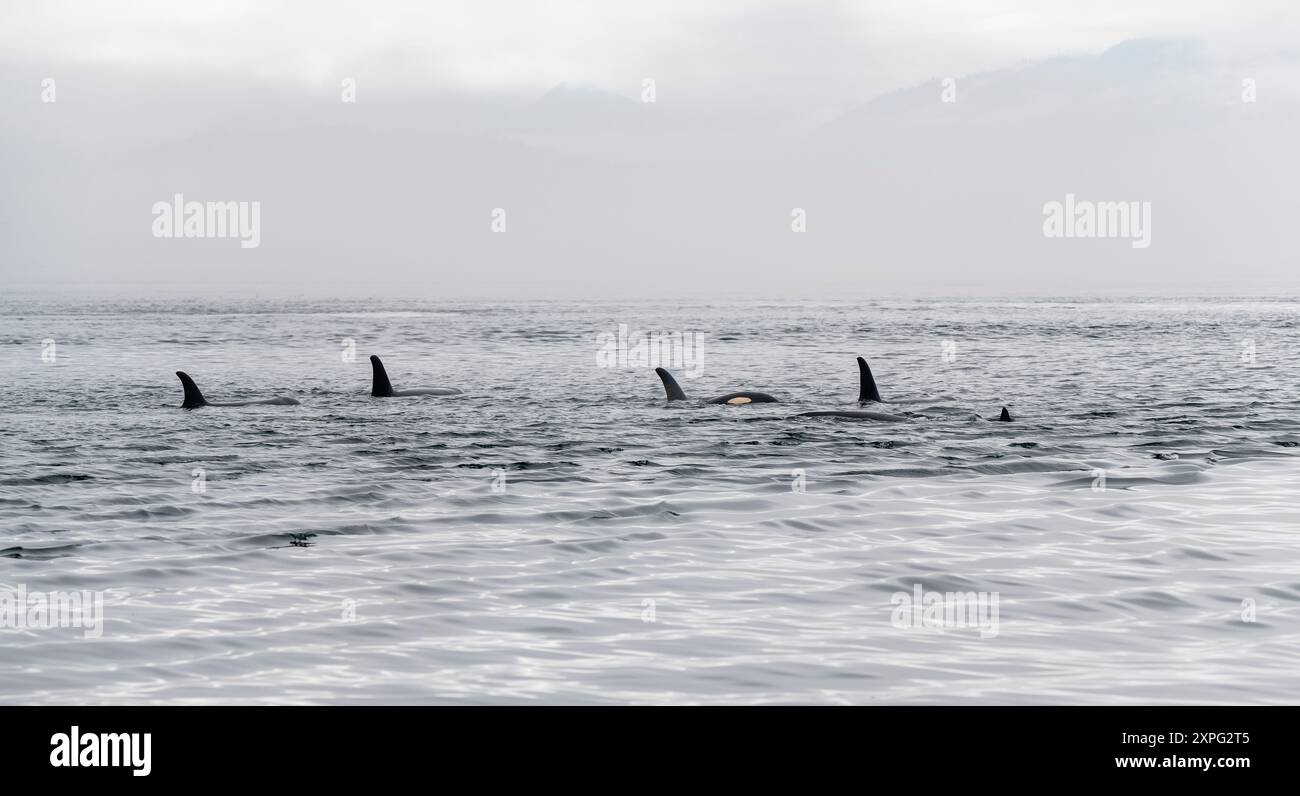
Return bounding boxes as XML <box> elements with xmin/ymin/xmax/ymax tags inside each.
<box><xmin>2</xmin><ymin>296</ymin><xmax>1299</xmax><ymax>704</ymax></box>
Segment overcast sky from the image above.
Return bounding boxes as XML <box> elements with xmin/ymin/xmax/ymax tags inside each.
<box><xmin>2</xmin><ymin>1</ymin><xmax>1298</xmax><ymax>298</ymax></box>
<box><xmin>7</xmin><ymin>1</ymin><xmax>1297</xmax><ymax>109</ymax></box>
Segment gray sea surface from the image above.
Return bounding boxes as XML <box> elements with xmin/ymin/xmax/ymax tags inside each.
<box><xmin>1</xmin><ymin>296</ymin><xmax>1298</xmax><ymax>703</ymax></box>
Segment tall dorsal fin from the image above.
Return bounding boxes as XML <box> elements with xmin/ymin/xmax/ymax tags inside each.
<box><xmin>370</xmin><ymin>355</ymin><xmax>395</xmax><ymax>397</ymax></box>
<box><xmin>176</xmin><ymin>371</ymin><xmax>207</xmax><ymax>409</ymax></box>
<box><xmin>857</xmin><ymin>357</ymin><xmax>882</xmax><ymax>403</ymax></box>
<box><xmin>999</xmin><ymin>406</ymin><xmax>1012</xmax><ymax>422</ymax></box>
<box><xmin>655</xmin><ymin>367</ymin><xmax>688</xmax><ymax>401</ymax></box>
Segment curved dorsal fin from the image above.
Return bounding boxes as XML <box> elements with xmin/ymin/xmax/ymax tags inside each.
<box><xmin>655</xmin><ymin>367</ymin><xmax>688</xmax><ymax>401</ymax></box>
<box><xmin>176</xmin><ymin>371</ymin><xmax>207</xmax><ymax>409</ymax></box>
<box><xmin>999</xmin><ymin>406</ymin><xmax>1012</xmax><ymax>422</ymax></box>
<box><xmin>857</xmin><ymin>357</ymin><xmax>882</xmax><ymax>403</ymax></box>
<box><xmin>370</xmin><ymin>355</ymin><xmax>395</xmax><ymax>397</ymax></box>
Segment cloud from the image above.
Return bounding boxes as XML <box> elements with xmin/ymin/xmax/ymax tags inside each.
<box><xmin>3</xmin><ymin>4</ymin><xmax>1299</xmax><ymax>297</ymax></box>
<box><xmin>6</xmin><ymin>0</ymin><xmax>1296</xmax><ymax>103</ymax></box>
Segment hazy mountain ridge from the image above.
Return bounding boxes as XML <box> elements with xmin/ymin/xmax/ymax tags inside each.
<box><xmin>2</xmin><ymin>37</ymin><xmax>1297</xmax><ymax>298</ymax></box>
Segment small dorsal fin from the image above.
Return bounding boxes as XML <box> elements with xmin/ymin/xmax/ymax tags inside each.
<box><xmin>655</xmin><ymin>367</ymin><xmax>688</xmax><ymax>401</ymax></box>
<box><xmin>176</xmin><ymin>371</ymin><xmax>207</xmax><ymax>409</ymax></box>
<box><xmin>857</xmin><ymin>357</ymin><xmax>882</xmax><ymax>403</ymax></box>
<box><xmin>370</xmin><ymin>355</ymin><xmax>395</xmax><ymax>397</ymax></box>
<box><xmin>999</xmin><ymin>406</ymin><xmax>1012</xmax><ymax>422</ymax></box>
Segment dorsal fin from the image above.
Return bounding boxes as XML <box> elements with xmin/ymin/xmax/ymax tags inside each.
<box><xmin>999</xmin><ymin>406</ymin><xmax>1012</xmax><ymax>422</ymax></box>
<box><xmin>655</xmin><ymin>367</ymin><xmax>688</xmax><ymax>401</ymax></box>
<box><xmin>370</xmin><ymin>355</ymin><xmax>394</xmax><ymax>397</ymax></box>
<box><xmin>176</xmin><ymin>371</ymin><xmax>207</xmax><ymax>409</ymax></box>
<box><xmin>857</xmin><ymin>357</ymin><xmax>882</xmax><ymax>403</ymax></box>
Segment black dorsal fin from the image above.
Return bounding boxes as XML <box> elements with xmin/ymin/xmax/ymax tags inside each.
<box><xmin>370</xmin><ymin>355</ymin><xmax>395</xmax><ymax>397</ymax></box>
<box><xmin>176</xmin><ymin>371</ymin><xmax>207</xmax><ymax>409</ymax></box>
<box><xmin>655</xmin><ymin>367</ymin><xmax>688</xmax><ymax>401</ymax></box>
<box><xmin>857</xmin><ymin>357</ymin><xmax>882</xmax><ymax>403</ymax></box>
<box><xmin>999</xmin><ymin>406</ymin><xmax>1012</xmax><ymax>422</ymax></box>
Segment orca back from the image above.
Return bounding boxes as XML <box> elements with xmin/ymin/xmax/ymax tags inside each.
<box><xmin>799</xmin><ymin>409</ymin><xmax>905</xmax><ymax>421</ymax></box>
<box><xmin>707</xmin><ymin>392</ymin><xmax>779</xmax><ymax>405</ymax></box>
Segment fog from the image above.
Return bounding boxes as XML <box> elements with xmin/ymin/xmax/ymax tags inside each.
<box><xmin>2</xmin><ymin>1</ymin><xmax>1298</xmax><ymax>298</ymax></box>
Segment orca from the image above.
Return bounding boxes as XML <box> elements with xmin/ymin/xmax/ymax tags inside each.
<box><xmin>797</xmin><ymin>409</ymin><xmax>907</xmax><ymax>421</ymax></box>
<box><xmin>370</xmin><ymin>355</ymin><xmax>462</xmax><ymax>397</ymax></box>
<box><xmin>793</xmin><ymin>356</ymin><xmax>904</xmax><ymax>420</ymax></box>
<box><xmin>655</xmin><ymin>367</ymin><xmax>778</xmax><ymax>405</ymax></box>
<box><xmin>176</xmin><ymin>371</ymin><xmax>299</xmax><ymax>409</ymax></box>
<box><xmin>997</xmin><ymin>407</ymin><xmax>1013</xmax><ymax>422</ymax></box>
<box><xmin>856</xmin><ymin>356</ymin><xmax>882</xmax><ymax>403</ymax></box>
